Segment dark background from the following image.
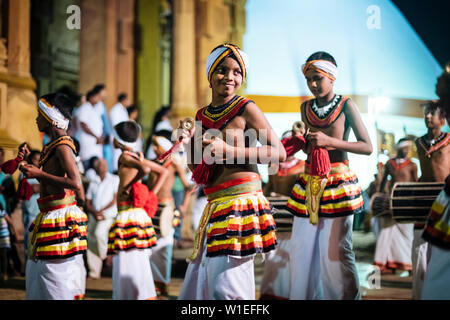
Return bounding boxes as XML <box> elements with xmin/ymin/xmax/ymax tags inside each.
<box><xmin>392</xmin><ymin>0</ymin><xmax>450</xmax><ymax>68</ymax></box>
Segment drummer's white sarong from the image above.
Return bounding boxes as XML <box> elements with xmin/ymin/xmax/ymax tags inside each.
<box><xmin>26</xmin><ymin>254</ymin><xmax>86</xmax><ymax>300</ymax></box>
<box><xmin>289</xmin><ymin>215</ymin><xmax>360</xmax><ymax>300</ymax></box>
<box><xmin>374</xmin><ymin>217</ymin><xmax>414</xmax><ymax>270</ymax></box>
<box><xmin>112</xmin><ymin>248</ymin><xmax>156</xmax><ymax>300</ymax></box>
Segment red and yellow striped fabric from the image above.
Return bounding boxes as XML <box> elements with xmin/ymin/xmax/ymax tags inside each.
<box><xmin>287</xmin><ymin>162</ymin><xmax>364</xmax><ymax>218</ymax></box>
<box><xmin>107</xmin><ymin>204</ymin><xmax>157</xmax><ymax>254</ymax></box>
<box><xmin>191</xmin><ymin>175</ymin><xmax>277</xmax><ymax>259</ymax></box>
<box><xmin>422</xmin><ymin>186</ymin><xmax>450</xmax><ymax>250</ymax></box>
<box><xmin>39</xmin><ymin>135</ymin><xmax>77</xmax><ymax>167</ymax></box>
<box><xmin>29</xmin><ymin>191</ymin><xmax>88</xmax><ymax>260</ymax></box>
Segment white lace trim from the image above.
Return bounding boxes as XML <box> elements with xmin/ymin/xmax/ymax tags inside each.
<box><xmin>311</xmin><ymin>95</ymin><xmax>341</xmax><ymax>118</ymax></box>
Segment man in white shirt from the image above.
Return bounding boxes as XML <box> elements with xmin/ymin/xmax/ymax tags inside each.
<box><xmin>109</xmin><ymin>93</ymin><xmax>130</xmax><ymax>172</ymax></box>
<box><xmin>85</xmin><ymin>159</ymin><xmax>120</xmax><ymax>279</ymax></box>
<box><xmin>93</xmin><ymin>84</ymin><xmax>114</xmax><ymax>173</ymax></box>
<box><xmin>77</xmin><ymin>90</ymin><xmax>104</xmax><ymax>169</ymax></box>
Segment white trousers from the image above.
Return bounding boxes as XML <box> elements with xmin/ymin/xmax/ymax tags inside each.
<box><xmin>150</xmin><ymin>228</ymin><xmax>174</xmax><ymax>285</ymax></box>
<box><xmin>289</xmin><ymin>216</ymin><xmax>361</xmax><ymax>300</ymax></box>
<box><xmin>87</xmin><ymin>216</ymin><xmax>115</xmax><ymax>278</ymax></box>
<box><xmin>411</xmin><ymin>229</ymin><xmax>431</xmax><ymax>299</ymax></box>
<box><xmin>421</xmin><ymin>245</ymin><xmax>450</xmax><ymax>299</ymax></box>
<box><xmin>178</xmin><ymin>235</ymin><xmax>255</xmax><ymax>300</ymax></box>
<box><xmin>26</xmin><ymin>254</ymin><xmax>86</xmax><ymax>300</ymax></box>
<box><xmin>259</xmin><ymin>232</ymin><xmax>291</xmax><ymax>299</ymax></box>
<box><xmin>191</xmin><ymin>196</ymin><xmax>208</xmax><ymax>233</ymax></box>
<box><xmin>112</xmin><ymin>248</ymin><xmax>156</xmax><ymax>300</ymax></box>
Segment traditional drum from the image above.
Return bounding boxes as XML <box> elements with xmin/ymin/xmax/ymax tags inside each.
<box><xmin>370</xmin><ymin>192</ymin><xmax>391</xmax><ymax>217</ymax></box>
<box><xmin>390</xmin><ymin>182</ymin><xmax>444</xmax><ymax>223</ymax></box>
<box><xmin>266</xmin><ymin>196</ymin><xmax>293</xmax><ymax>233</ymax></box>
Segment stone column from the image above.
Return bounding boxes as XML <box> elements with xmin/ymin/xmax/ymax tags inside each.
<box><xmin>7</xmin><ymin>0</ymin><xmax>31</xmax><ymax>78</ymax></box>
<box><xmin>0</xmin><ymin>0</ymin><xmax>40</xmax><ymax>157</ymax></box>
<box><xmin>194</xmin><ymin>0</ymin><xmax>247</xmax><ymax>107</ymax></box>
<box><xmin>79</xmin><ymin>0</ymin><xmax>135</xmax><ymax>110</ymax></box>
<box><xmin>171</xmin><ymin>0</ymin><xmax>197</xmax><ymax>119</ymax></box>
<box><xmin>79</xmin><ymin>0</ymin><xmax>107</xmax><ymax>97</ymax></box>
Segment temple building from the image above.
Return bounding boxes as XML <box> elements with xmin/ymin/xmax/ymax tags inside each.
<box><xmin>0</xmin><ymin>0</ymin><xmax>245</xmax><ymax>161</ymax></box>
<box><xmin>0</xmin><ymin>0</ymin><xmax>447</xmax><ymax>188</ymax></box>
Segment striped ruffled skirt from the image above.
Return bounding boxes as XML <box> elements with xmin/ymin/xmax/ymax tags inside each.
<box><xmin>107</xmin><ymin>202</ymin><xmax>157</xmax><ymax>254</ymax></box>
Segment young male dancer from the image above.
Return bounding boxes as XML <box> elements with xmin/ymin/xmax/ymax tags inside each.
<box><xmin>21</xmin><ymin>93</ymin><xmax>87</xmax><ymax>300</ymax></box>
<box><xmin>107</xmin><ymin>120</ymin><xmax>168</xmax><ymax>300</ymax></box>
<box><xmin>413</xmin><ymin>69</ymin><xmax>450</xmax><ymax>299</ymax></box>
<box><xmin>286</xmin><ymin>52</ymin><xmax>372</xmax><ymax>300</ymax></box>
<box><xmin>421</xmin><ymin>68</ymin><xmax>450</xmax><ymax>299</ymax></box>
<box><xmin>177</xmin><ymin>44</ymin><xmax>286</xmax><ymax>300</ymax></box>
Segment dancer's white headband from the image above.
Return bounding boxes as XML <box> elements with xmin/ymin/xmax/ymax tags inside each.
<box><xmin>38</xmin><ymin>98</ymin><xmax>70</xmax><ymax>130</ymax></box>
<box><xmin>112</xmin><ymin>121</ymin><xmax>142</xmax><ymax>151</ymax></box>
<box><xmin>302</xmin><ymin>59</ymin><xmax>338</xmax><ymax>81</ymax></box>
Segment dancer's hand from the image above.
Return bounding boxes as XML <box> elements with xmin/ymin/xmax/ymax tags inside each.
<box><xmin>20</xmin><ymin>164</ymin><xmax>43</xmax><ymax>179</ymax></box>
<box><xmin>202</xmin><ymin>135</ymin><xmax>233</xmax><ymax>159</ymax></box>
<box><xmin>306</xmin><ymin>131</ymin><xmax>331</xmax><ymax>148</ymax></box>
<box><xmin>18</xmin><ymin>143</ymin><xmax>30</xmax><ymax>160</ymax></box>
<box><xmin>95</xmin><ymin>211</ymin><xmax>105</xmax><ymax>221</ymax></box>
<box><xmin>176</xmin><ymin>120</ymin><xmax>195</xmax><ymax>144</ymax></box>
<box><xmin>105</xmin><ymin>255</ymin><xmax>113</xmax><ymax>267</ymax></box>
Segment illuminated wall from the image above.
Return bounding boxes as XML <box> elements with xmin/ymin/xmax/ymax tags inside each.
<box><xmin>243</xmin><ymin>0</ymin><xmax>445</xmax><ymax>188</ymax></box>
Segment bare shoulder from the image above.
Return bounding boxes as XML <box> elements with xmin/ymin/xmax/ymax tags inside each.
<box><xmin>243</xmin><ymin>100</ymin><xmax>261</xmax><ymax>115</ymax></box>
<box><xmin>54</xmin><ymin>143</ymin><xmax>76</xmax><ymax>160</ymax></box>
<box><xmin>242</xmin><ymin>100</ymin><xmax>267</xmax><ymax>126</ymax></box>
<box><xmin>344</xmin><ymin>98</ymin><xmax>360</xmax><ymax>114</ymax></box>
<box><xmin>118</xmin><ymin>152</ymin><xmax>135</xmax><ymax>165</ymax></box>
<box><xmin>443</xmin><ymin>141</ymin><xmax>450</xmax><ymax>151</ymax></box>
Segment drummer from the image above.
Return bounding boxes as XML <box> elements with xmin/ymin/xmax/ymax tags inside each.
<box><xmin>412</xmin><ymin>100</ymin><xmax>450</xmax><ymax>299</ymax></box>
<box><xmin>374</xmin><ymin>138</ymin><xmax>417</xmax><ymax>274</ymax></box>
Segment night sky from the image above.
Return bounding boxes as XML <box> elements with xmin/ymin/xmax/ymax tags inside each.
<box><xmin>392</xmin><ymin>0</ymin><xmax>450</xmax><ymax>68</ymax></box>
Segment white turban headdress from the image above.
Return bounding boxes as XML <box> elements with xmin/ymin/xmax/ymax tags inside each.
<box><xmin>301</xmin><ymin>59</ymin><xmax>338</xmax><ymax>81</ymax></box>
<box><xmin>205</xmin><ymin>44</ymin><xmax>249</xmax><ymax>82</ymax></box>
<box><xmin>38</xmin><ymin>98</ymin><xmax>70</xmax><ymax>130</ymax></box>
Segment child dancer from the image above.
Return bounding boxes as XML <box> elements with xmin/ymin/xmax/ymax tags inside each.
<box><xmin>286</xmin><ymin>52</ymin><xmax>372</xmax><ymax>300</ymax></box>
<box><xmin>421</xmin><ymin>68</ymin><xmax>450</xmax><ymax>299</ymax></box>
<box><xmin>21</xmin><ymin>93</ymin><xmax>87</xmax><ymax>300</ymax></box>
<box><xmin>177</xmin><ymin>44</ymin><xmax>286</xmax><ymax>300</ymax></box>
<box><xmin>107</xmin><ymin>120</ymin><xmax>168</xmax><ymax>300</ymax></box>
<box><xmin>413</xmin><ymin>70</ymin><xmax>450</xmax><ymax>299</ymax></box>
